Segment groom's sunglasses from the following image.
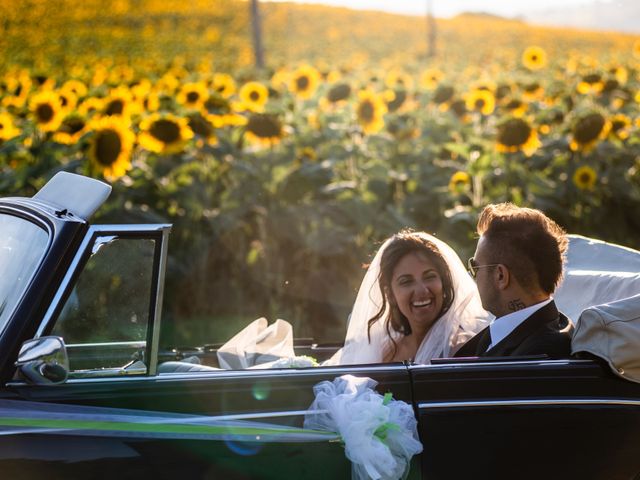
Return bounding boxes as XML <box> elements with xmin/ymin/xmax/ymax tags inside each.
<box><xmin>467</xmin><ymin>257</ymin><xmax>501</xmax><ymax>279</ymax></box>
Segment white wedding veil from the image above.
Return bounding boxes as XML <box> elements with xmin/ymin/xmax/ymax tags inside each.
<box><xmin>328</xmin><ymin>232</ymin><xmax>490</xmax><ymax>365</ymax></box>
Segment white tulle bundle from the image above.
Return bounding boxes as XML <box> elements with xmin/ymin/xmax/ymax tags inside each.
<box><xmin>304</xmin><ymin>375</ymin><xmax>423</xmax><ymax>480</ymax></box>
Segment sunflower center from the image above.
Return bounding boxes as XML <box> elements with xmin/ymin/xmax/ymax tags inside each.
<box><xmin>296</xmin><ymin>75</ymin><xmax>310</xmax><ymax>91</ymax></box>
<box><xmin>611</xmin><ymin>120</ymin><xmax>625</xmax><ymax>131</ymax></box>
<box><xmin>387</xmin><ymin>90</ymin><xmax>406</xmax><ymax>112</ymax></box>
<box><xmin>358</xmin><ymin>100</ymin><xmax>375</xmax><ymax>122</ymax></box>
<box><xmin>61</xmin><ymin>117</ymin><xmax>86</xmax><ymax>134</ymax></box>
<box><xmin>573</xmin><ymin>113</ymin><xmax>605</xmax><ymax>144</ymax></box>
<box><xmin>498</xmin><ymin>118</ymin><xmax>532</xmax><ymax>147</ymax></box>
<box><xmin>188</xmin><ymin>113</ymin><xmax>212</xmax><ymax>137</ymax></box>
<box><xmin>94</xmin><ymin>129</ymin><xmax>122</xmax><ymax>166</ymax></box>
<box><xmin>150</xmin><ymin>119</ymin><xmax>181</xmax><ymax>144</ymax></box>
<box><xmin>249</xmin><ymin>90</ymin><xmax>260</xmax><ymax>102</ymax></box>
<box><xmin>579</xmin><ymin>172</ymin><xmax>592</xmax><ymax>184</ymax></box>
<box><xmin>475</xmin><ymin>99</ymin><xmax>485</xmax><ymax>109</ymax></box>
<box><xmin>583</xmin><ymin>73</ymin><xmax>602</xmax><ymax>84</ymax></box>
<box><xmin>327</xmin><ymin>83</ymin><xmax>351</xmax><ymax>103</ymax></box>
<box><xmin>247</xmin><ymin>114</ymin><xmax>282</xmax><ymax>138</ymax></box>
<box><xmin>432</xmin><ymin>85</ymin><xmax>454</xmax><ymax>104</ymax></box>
<box><xmin>36</xmin><ymin>103</ymin><xmax>55</xmax><ymax>123</ymax></box>
<box><xmin>105</xmin><ymin>99</ymin><xmax>124</xmax><ymax>116</ymax></box>
<box><xmin>450</xmin><ymin>100</ymin><xmax>467</xmax><ymax>118</ymax></box>
<box><xmin>186</xmin><ymin>91</ymin><xmax>200</xmax><ymax>103</ymax></box>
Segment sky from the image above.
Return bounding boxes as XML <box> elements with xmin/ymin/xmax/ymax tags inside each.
<box><xmin>262</xmin><ymin>0</ymin><xmax>609</xmax><ymax>19</ymax></box>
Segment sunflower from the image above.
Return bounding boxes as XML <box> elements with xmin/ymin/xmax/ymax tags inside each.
<box><xmin>447</xmin><ymin>99</ymin><xmax>470</xmax><ymax>122</ymax></box>
<box><xmin>609</xmin><ymin>66</ymin><xmax>628</xmax><ymax>85</ymax></box>
<box><xmin>2</xmin><ymin>73</ymin><xmax>31</xmax><ymax>109</ymax></box>
<box><xmin>87</xmin><ymin>116</ymin><xmax>134</xmax><ymax>180</ymax></box>
<box><xmin>78</xmin><ymin>97</ymin><xmax>105</xmax><ymax>118</ymax></box>
<box><xmin>522</xmin><ymin>46</ymin><xmax>547</xmax><ymax>71</ymax></box>
<box><xmin>57</xmin><ymin>89</ymin><xmax>78</xmax><ymax>113</ymax></box>
<box><xmin>385</xmin><ymin>70</ymin><xmax>413</xmax><ymax>91</ymax></box>
<box><xmin>139</xmin><ymin>113</ymin><xmax>194</xmax><ymax>154</ymax></box>
<box><xmin>238</xmin><ymin>81</ymin><xmax>269</xmax><ymax>112</ymax></box>
<box><xmin>212</xmin><ymin>73</ymin><xmax>236</xmax><ymax>98</ymax></box>
<box><xmin>270</xmin><ymin>69</ymin><xmax>290</xmax><ymax>91</ymax></box>
<box><xmin>326</xmin><ymin>83</ymin><xmax>351</xmax><ymax>104</ymax></box>
<box><xmin>496</xmin><ymin>117</ymin><xmax>541</xmax><ymax>156</ymax></box>
<box><xmin>465</xmin><ymin>89</ymin><xmax>495</xmax><ymax>115</ymax></box>
<box><xmin>573</xmin><ymin>166</ymin><xmax>597</xmax><ymax>190</ymax></box>
<box><xmin>570</xmin><ymin>112</ymin><xmax>610</xmax><ymax>153</ymax></box>
<box><xmin>431</xmin><ymin>84</ymin><xmax>455</xmax><ymax>107</ymax></box>
<box><xmin>289</xmin><ymin>65</ymin><xmax>321</xmax><ymax>100</ymax></box>
<box><xmin>244</xmin><ymin>113</ymin><xmax>283</xmax><ymax>146</ymax></box>
<box><xmin>522</xmin><ymin>82</ymin><xmax>544</xmax><ymax>102</ymax></box>
<box><xmin>494</xmin><ymin>83</ymin><xmax>513</xmax><ymax>103</ymax></box>
<box><xmin>188</xmin><ymin>113</ymin><xmax>217</xmax><ymax>146</ymax></box>
<box><xmin>177</xmin><ymin>81</ymin><xmax>209</xmax><ymax>110</ymax></box>
<box><xmin>0</xmin><ymin>112</ymin><xmax>20</xmax><ymax>143</ymax></box>
<box><xmin>502</xmin><ymin>98</ymin><xmax>527</xmax><ymax>117</ymax></box>
<box><xmin>384</xmin><ymin>89</ymin><xmax>408</xmax><ymax>113</ymax></box>
<box><xmin>609</xmin><ymin>114</ymin><xmax>632</xmax><ymax>140</ymax></box>
<box><xmin>103</xmin><ymin>86</ymin><xmax>139</xmax><ymax>118</ymax></box>
<box><xmin>420</xmin><ymin>68</ymin><xmax>443</xmax><ymax>90</ymax></box>
<box><xmin>209</xmin><ymin>113</ymin><xmax>248</xmax><ymax>128</ymax></box>
<box><xmin>52</xmin><ymin>115</ymin><xmax>86</xmax><ymax>145</ymax></box>
<box><xmin>355</xmin><ymin>89</ymin><xmax>387</xmax><ymax>135</ymax></box>
<box><xmin>29</xmin><ymin>91</ymin><xmax>64</xmax><ymax>132</ymax></box>
<box><xmin>577</xmin><ymin>73</ymin><xmax>604</xmax><ymax>95</ymax></box>
<box><xmin>448</xmin><ymin>171</ymin><xmax>471</xmax><ymax>193</ymax></box>
<box><xmin>61</xmin><ymin>79</ymin><xmax>88</xmax><ymax>100</ymax></box>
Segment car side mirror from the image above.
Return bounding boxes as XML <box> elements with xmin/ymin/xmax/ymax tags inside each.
<box><xmin>15</xmin><ymin>336</ymin><xmax>69</xmax><ymax>385</ymax></box>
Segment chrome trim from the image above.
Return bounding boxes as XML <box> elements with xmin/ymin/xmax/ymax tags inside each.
<box><xmin>419</xmin><ymin>398</ymin><xmax>640</xmax><ymax>410</ymax></box>
<box><xmin>7</xmin><ymin>364</ymin><xmax>409</xmax><ymax>385</ymax></box>
<box><xmin>148</xmin><ymin>227</ymin><xmax>170</xmax><ymax>376</ymax></box>
<box><xmin>409</xmin><ymin>359</ymin><xmax>595</xmax><ymax>370</ymax></box>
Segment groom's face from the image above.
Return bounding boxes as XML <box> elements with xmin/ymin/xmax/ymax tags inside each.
<box><xmin>473</xmin><ymin>236</ymin><xmax>500</xmax><ymax>315</ymax></box>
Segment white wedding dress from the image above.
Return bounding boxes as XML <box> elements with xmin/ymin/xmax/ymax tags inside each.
<box><xmin>327</xmin><ymin>232</ymin><xmax>490</xmax><ymax>365</ymax></box>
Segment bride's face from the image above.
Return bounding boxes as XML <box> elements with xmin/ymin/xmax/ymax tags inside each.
<box><xmin>389</xmin><ymin>251</ymin><xmax>444</xmax><ymax>336</ymax></box>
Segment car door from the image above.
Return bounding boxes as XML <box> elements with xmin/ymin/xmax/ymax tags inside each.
<box><xmin>410</xmin><ymin>358</ymin><xmax>640</xmax><ymax>480</ymax></box>
<box><xmin>0</xmin><ymin>224</ymin><xmax>416</xmax><ymax>480</ymax></box>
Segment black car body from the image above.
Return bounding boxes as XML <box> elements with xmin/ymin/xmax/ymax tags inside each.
<box><xmin>1</xmin><ymin>173</ymin><xmax>640</xmax><ymax>480</ymax></box>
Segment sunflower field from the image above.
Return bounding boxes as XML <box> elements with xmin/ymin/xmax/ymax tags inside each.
<box><xmin>1</xmin><ymin>0</ymin><xmax>640</xmax><ymax>345</ymax></box>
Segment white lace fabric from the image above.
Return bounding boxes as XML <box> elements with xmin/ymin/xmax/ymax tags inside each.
<box><xmin>328</xmin><ymin>232</ymin><xmax>490</xmax><ymax>365</ymax></box>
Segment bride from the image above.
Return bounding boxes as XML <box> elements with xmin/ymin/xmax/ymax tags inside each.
<box><xmin>329</xmin><ymin>230</ymin><xmax>489</xmax><ymax>365</ymax></box>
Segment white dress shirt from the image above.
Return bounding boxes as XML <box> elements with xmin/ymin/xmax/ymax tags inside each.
<box><xmin>487</xmin><ymin>298</ymin><xmax>553</xmax><ymax>351</ymax></box>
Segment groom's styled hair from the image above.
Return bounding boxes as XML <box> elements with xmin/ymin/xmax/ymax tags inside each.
<box><xmin>367</xmin><ymin>230</ymin><xmax>455</xmax><ymax>354</ymax></box>
<box><xmin>477</xmin><ymin>203</ymin><xmax>568</xmax><ymax>294</ymax></box>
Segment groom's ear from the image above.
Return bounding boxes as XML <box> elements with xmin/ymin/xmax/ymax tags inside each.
<box><xmin>495</xmin><ymin>264</ymin><xmax>510</xmax><ymax>290</ymax></box>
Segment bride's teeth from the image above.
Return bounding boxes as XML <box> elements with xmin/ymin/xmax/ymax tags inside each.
<box><xmin>413</xmin><ymin>300</ymin><xmax>432</xmax><ymax>307</ymax></box>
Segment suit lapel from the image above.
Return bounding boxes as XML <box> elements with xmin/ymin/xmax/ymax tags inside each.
<box><xmin>485</xmin><ymin>301</ymin><xmax>559</xmax><ymax>356</ymax></box>
<box><xmin>454</xmin><ymin>326</ymin><xmax>491</xmax><ymax>357</ymax></box>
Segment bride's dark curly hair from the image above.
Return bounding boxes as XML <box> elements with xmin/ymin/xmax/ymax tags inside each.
<box><xmin>367</xmin><ymin>230</ymin><xmax>455</xmax><ymax>357</ymax></box>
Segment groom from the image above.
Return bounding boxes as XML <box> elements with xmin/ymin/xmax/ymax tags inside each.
<box><xmin>455</xmin><ymin>203</ymin><xmax>574</xmax><ymax>358</ymax></box>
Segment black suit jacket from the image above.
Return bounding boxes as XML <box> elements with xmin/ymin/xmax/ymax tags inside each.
<box><xmin>454</xmin><ymin>300</ymin><xmax>574</xmax><ymax>358</ymax></box>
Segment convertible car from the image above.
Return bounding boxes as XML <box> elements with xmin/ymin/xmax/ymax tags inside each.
<box><xmin>1</xmin><ymin>172</ymin><xmax>640</xmax><ymax>479</ymax></box>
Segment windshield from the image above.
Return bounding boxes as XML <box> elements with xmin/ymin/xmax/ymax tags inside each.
<box><xmin>0</xmin><ymin>214</ymin><xmax>49</xmax><ymax>334</ymax></box>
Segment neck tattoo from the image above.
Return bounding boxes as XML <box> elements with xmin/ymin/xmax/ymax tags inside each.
<box><xmin>508</xmin><ymin>299</ymin><xmax>526</xmax><ymax>312</ymax></box>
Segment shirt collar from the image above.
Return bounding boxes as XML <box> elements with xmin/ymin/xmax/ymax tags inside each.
<box><xmin>488</xmin><ymin>298</ymin><xmax>553</xmax><ymax>350</ymax></box>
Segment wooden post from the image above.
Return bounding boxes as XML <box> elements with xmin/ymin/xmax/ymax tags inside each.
<box><xmin>250</xmin><ymin>0</ymin><xmax>265</xmax><ymax>69</ymax></box>
<box><xmin>426</xmin><ymin>0</ymin><xmax>436</xmax><ymax>58</ymax></box>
